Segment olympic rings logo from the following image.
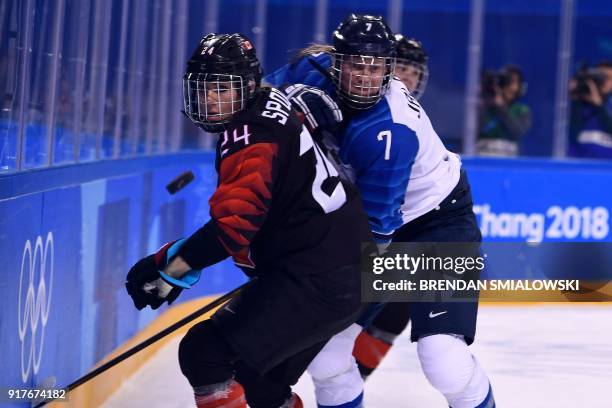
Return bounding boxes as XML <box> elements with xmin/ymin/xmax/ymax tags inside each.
<box><xmin>18</xmin><ymin>232</ymin><xmax>54</xmax><ymax>383</ymax></box>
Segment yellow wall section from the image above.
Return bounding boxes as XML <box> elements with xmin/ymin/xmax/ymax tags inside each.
<box><xmin>50</xmin><ymin>295</ymin><xmax>223</xmax><ymax>408</ymax></box>
<box><xmin>48</xmin><ymin>283</ymin><xmax>612</xmax><ymax>407</ymax></box>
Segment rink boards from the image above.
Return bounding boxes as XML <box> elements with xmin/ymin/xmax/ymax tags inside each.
<box><xmin>1</xmin><ymin>153</ymin><xmax>611</xmax><ymax>407</ymax></box>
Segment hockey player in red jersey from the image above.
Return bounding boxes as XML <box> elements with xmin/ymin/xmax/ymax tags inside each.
<box><xmin>125</xmin><ymin>33</ymin><xmax>371</xmax><ymax>408</ymax></box>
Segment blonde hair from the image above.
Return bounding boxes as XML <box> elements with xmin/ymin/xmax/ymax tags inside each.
<box><xmin>292</xmin><ymin>43</ymin><xmax>335</xmax><ymax>63</ymax></box>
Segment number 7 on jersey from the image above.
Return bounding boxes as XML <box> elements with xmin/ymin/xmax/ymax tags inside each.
<box><xmin>377</xmin><ymin>130</ymin><xmax>392</xmax><ymax>160</ymax></box>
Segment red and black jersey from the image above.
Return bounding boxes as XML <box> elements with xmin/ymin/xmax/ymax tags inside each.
<box><xmin>178</xmin><ymin>87</ymin><xmax>371</xmax><ymax>276</ymax></box>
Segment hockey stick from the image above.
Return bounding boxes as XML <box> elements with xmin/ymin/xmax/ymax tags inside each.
<box><xmin>33</xmin><ymin>278</ymin><xmax>255</xmax><ymax>408</ymax></box>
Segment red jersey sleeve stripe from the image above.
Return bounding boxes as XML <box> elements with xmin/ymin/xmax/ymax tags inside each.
<box><xmin>209</xmin><ymin>142</ymin><xmax>278</xmax><ymax>265</ymax></box>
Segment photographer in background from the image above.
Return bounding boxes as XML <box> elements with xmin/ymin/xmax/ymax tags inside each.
<box><xmin>569</xmin><ymin>61</ymin><xmax>612</xmax><ymax>159</ymax></box>
<box><xmin>477</xmin><ymin>65</ymin><xmax>532</xmax><ymax>157</ymax></box>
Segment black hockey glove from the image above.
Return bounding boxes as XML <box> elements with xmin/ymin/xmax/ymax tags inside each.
<box><xmin>282</xmin><ymin>84</ymin><xmax>343</xmax><ymax>136</ymax></box>
<box><xmin>125</xmin><ymin>239</ymin><xmax>201</xmax><ymax>310</ymax></box>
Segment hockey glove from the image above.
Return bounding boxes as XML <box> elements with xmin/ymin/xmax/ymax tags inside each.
<box><xmin>282</xmin><ymin>84</ymin><xmax>343</xmax><ymax>136</ymax></box>
<box><xmin>125</xmin><ymin>239</ymin><xmax>202</xmax><ymax>310</ymax></box>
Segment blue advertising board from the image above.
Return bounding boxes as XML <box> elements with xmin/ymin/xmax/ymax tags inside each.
<box><xmin>1</xmin><ymin>153</ymin><xmax>611</xmax><ymax>405</ymax></box>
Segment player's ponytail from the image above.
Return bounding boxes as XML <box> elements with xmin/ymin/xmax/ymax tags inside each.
<box><xmin>292</xmin><ymin>43</ymin><xmax>335</xmax><ymax>63</ymax></box>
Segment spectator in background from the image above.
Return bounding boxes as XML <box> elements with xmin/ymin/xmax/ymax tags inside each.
<box><xmin>569</xmin><ymin>61</ymin><xmax>612</xmax><ymax>159</ymax></box>
<box><xmin>477</xmin><ymin>64</ymin><xmax>532</xmax><ymax>157</ymax></box>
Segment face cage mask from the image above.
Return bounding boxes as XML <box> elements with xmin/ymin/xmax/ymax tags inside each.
<box><xmin>395</xmin><ymin>58</ymin><xmax>429</xmax><ymax>100</ymax></box>
<box><xmin>182</xmin><ymin>72</ymin><xmax>250</xmax><ymax>133</ymax></box>
<box><xmin>330</xmin><ymin>53</ymin><xmax>395</xmax><ymax>110</ymax></box>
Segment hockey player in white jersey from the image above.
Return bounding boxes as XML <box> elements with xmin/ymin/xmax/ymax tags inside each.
<box><xmin>265</xmin><ymin>14</ymin><xmax>495</xmax><ymax>408</ymax></box>
<box><xmin>352</xmin><ymin>33</ymin><xmax>439</xmax><ymax>381</ymax></box>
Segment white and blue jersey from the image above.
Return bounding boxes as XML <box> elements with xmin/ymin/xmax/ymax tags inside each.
<box><xmin>265</xmin><ymin>52</ymin><xmax>461</xmax><ymax>243</ymax></box>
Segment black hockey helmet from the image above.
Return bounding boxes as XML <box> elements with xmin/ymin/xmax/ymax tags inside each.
<box><xmin>183</xmin><ymin>33</ymin><xmax>263</xmax><ymax>132</ymax></box>
<box><xmin>332</xmin><ymin>14</ymin><xmax>396</xmax><ymax>57</ymax></box>
<box><xmin>395</xmin><ymin>34</ymin><xmax>428</xmax><ymax>65</ymax></box>
<box><xmin>394</xmin><ymin>34</ymin><xmax>429</xmax><ymax>100</ymax></box>
<box><xmin>329</xmin><ymin>14</ymin><xmax>397</xmax><ymax>110</ymax></box>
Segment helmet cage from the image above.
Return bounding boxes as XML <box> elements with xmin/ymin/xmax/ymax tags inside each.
<box><xmin>395</xmin><ymin>58</ymin><xmax>429</xmax><ymax>100</ymax></box>
<box><xmin>330</xmin><ymin>53</ymin><xmax>396</xmax><ymax>110</ymax></box>
<box><xmin>182</xmin><ymin>72</ymin><xmax>254</xmax><ymax>132</ymax></box>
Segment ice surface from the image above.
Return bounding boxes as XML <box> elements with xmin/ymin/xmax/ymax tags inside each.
<box><xmin>102</xmin><ymin>305</ymin><xmax>612</xmax><ymax>408</ymax></box>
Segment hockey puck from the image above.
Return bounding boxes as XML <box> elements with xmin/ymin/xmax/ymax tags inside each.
<box><xmin>166</xmin><ymin>170</ymin><xmax>195</xmax><ymax>195</ymax></box>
